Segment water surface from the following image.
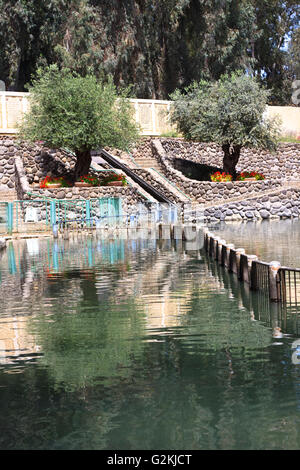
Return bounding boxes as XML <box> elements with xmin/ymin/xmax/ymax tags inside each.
<box><xmin>213</xmin><ymin>218</ymin><xmax>300</xmax><ymax>267</ymax></box>
<box><xmin>0</xmin><ymin>236</ymin><xmax>300</xmax><ymax>450</ymax></box>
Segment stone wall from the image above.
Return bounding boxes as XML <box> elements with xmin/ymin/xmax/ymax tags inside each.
<box><xmin>26</xmin><ymin>185</ymin><xmax>147</xmax><ymax>216</ymax></box>
<box><xmin>160</xmin><ymin>138</ymin><xmax>300</xmax><ymax>182</ymax></box>
<box><xmin>151</xmin><ymin>139</ymin><xmax>283</xmax><ymax>204</ymax></box>
<box><xmin>11</xmin><ymin>138</ymin><xmax>148</xmax><ymax>213</ymax></box>
<box><xmin>131</xmin><ymin>168</ymin><xmax>184</xmax><ymax>204</ymax></box>
<box><xmin>0</xmin><ymin>135</ymin><xmax>76</xmax><ymax>189</ymax></box>
<box><xmin>204</xmin><ymin>187</ymin><xmax>300</xmax><ymax>222</ymax></box>
<box><xmin>0</xmin><ymin>136</ymin><xmax>17</xmax><ymax>188</ymax></box>
<box><xmin>131</xmin><ymin>138</ymin><xmax>153</xmax><ymax>161</ymax></box>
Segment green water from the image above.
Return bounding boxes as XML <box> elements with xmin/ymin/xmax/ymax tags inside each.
<box><xmin>214</xmin><ymin>218</ymin><xmax>300</xmax><ymax>267</ymax></box>
<box><xmin>0</xmin><ymin>236</ymin><xmax>300</xmax><ymax>450</ymax></box>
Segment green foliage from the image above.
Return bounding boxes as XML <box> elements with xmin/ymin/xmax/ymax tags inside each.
<box><xmin>0</xmin><ymin>0</ymin><xmax>66</xmax><ymax>90</ymax></box>
<box><xmin>53</xmin><ymin>0</ymin><xmax>104</xmax><ymax>77</ymax></box>
<box><xmin>170</xmin><ymin>72</ymin><xmax>280</xmax><ymax>150</ymax></box>
<box><xmin>159</xmin><ymin>130</ymin><xmax>180</xmax><ymax>138</ymax></box>
<box><xmin>279</xmin><ymin>136</ymin><xmax>300</xmax><ymax>143</ymax></box>
<box><xmin>19</xmin><ymin>65</ymin><xmax>140</xmax><ymax>154</ymax></box>
<box><xmin>0</xmin><ymin>0</ymin><xmax>298</xmax><ymax>104</ymax></box>
<box><xmin>251</xmin><ymin>0</ymin><xmax>300</xmax><ymax>105</ymax></box>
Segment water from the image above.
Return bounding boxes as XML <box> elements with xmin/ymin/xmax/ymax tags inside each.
<box><xmin>0</xmin><ymin>235</ymin><xmax>300</xmax><ymax>450</ymax></box>
<box><xmin>213</xmin><ymin>218</ymin><xmax>300</xmax><ymax>267</ymax></box>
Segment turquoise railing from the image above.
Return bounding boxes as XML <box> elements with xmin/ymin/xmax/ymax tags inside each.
<box><xmin>0</xmin><ymin>196</ymin><xmax>182</xmax><ymax>235</ymax></box>
<box><xmin>0</xmin><ymin>197</ymin><xmax>124</xmax><ymax>234</ymax></box>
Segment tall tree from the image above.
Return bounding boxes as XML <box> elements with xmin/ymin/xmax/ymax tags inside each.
<box><xmin>0</xmin><ymin>0</ymin><xmax>65</xmax><ymax>90</ymax></box>
<box><xmin>250</xmin><ymin>0</ymin><xmax>300</xmax><ymax>104</ymax></box>
<box><xmin>0</xmin><ymin>0</ymin><xmax>298</xmax><ymax>102</ymax></box>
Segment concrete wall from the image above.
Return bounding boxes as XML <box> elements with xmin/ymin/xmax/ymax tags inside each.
<box><xmin>1</xmin><ymin>92</ymin><xmax>299</xmax><ymax>138</ymax></box>
<box><xmin>0</xmin><ymin>92</ymin><xmax>174</xmax><ymax>136</ymax></box>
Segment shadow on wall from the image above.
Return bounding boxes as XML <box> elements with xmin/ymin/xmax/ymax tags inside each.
<box><xmin>24</xmin><ymin>149</ymin><xmax>76</xmax><ymax>185</ymax></box>
<box><xmin>173</xmin><ymin>158</ymin><xmax>222</xmax><ymax>181</ymax></box>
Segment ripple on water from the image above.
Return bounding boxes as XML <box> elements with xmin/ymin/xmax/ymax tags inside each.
<box><xmin>0</xmin><ymin>238</ymin><xmax>299</xmax><ymax>450</ymax></box>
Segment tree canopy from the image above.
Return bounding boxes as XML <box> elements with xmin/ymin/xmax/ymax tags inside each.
<box><xmin>19</xmin><ymin>66</ymin><xmax>139</xmax><ymax>181</ymax></box>
<box><xmin>170</xmin><ymin>72</ymin><xmax>281</xmax><ymax>176</ymax></box>
<box><xmin>0</xmin><ymin>0</ymin><xmax>298</xmax><ymax>104</ymax></box>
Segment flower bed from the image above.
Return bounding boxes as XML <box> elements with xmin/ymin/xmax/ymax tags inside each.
<box><xmin>210</xmin><ymin>170</ymin><xmax>265</xmax><ymax>182</ymax></box>
<box><xmin>237</xmin><ymin>171</ymin><xmax>265</xmax><ymax>181</ymax></box>
<box><xmin>39</xmin><ymin>172</ymin><xmax>128</xmax><ymax>188</ymax></box>
<box><xmin>40</xmin><ymin>176</ymin><xmax>72</xmax><ymax>188</ymax></box>
<box><xmin>210</xmin><ymin>171</ymin><xmax>232</xmax><ymax>182</ymax></box>
<box><xmin>99</xmin><ymin>173</ymin><xmax>127</xmax><ymax>186</ymax></box>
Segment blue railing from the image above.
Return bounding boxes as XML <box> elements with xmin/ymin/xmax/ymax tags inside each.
<box><xmin>0</xmin><ymin>197</ymin><xmax>182</xmax><ymax>235</ymax></box>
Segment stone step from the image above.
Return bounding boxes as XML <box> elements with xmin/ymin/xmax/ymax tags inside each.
<box><xmin>0</xmin><ymin>191</ymin><xmax>18</xmax><ymax>202</ymax></box>
<box><xmin>134</xmin><ymin>159</ymin><xmax>162</xmax><ymax>170</ymax></box>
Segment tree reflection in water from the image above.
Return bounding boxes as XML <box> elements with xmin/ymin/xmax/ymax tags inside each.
<box><xmin>0</xmin><ymin>237</ymin><xmax>300</xmax><ymax>449</ymax></box>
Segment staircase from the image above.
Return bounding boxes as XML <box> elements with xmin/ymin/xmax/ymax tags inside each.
<box><xmin>132</xmin><ymin>154</ymin><xmax>163</xmax><ymax>172</ymax></box>
<box><xmin>0</xmin><ymin>189</ymin><xmax>18</xmax><ymax>202</ymax></box>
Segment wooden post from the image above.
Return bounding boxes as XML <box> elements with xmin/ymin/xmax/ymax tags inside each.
<box><xmin>225</xmin><ymin>244</ymin><xmax>235</xmax><ymax>268</ymax></box>
<box><xmin>213</xmin><ymin>236</ymin><xmax>221</xmax><ymax>260</ymax></box>
<box><xmin>240</xmin><ymin>254</ymin><xmax>249</xmax><ymax>282</ymax></box>
<box><xmin>235</xmin><ymin>248</ymin><xmax>245</xmax><ymax>279</ymax></box>
<box><xmin>247</xmin><ymin>255</ymin><xmax>258</xmax><ymax>287</ymax></box>
<box><xmin>269</xmin><ymin>261</ymin><xmax>281</xmax><ymax>302</ymax></box>
<box><xmin>229</xmin><ymin>248</ymin><xmax>237</xmax><ymax>273</ymax></box>
<box><xmin>218</xmin><ymin>239</ymin><xmax>226</xmax><ymax>264</ymax></box>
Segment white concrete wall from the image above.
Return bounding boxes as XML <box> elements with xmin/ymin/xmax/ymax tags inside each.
<box><xmin>0</xmin><ymin>91</ymin><xmax>299</xmax><ymax>138</ymax></box>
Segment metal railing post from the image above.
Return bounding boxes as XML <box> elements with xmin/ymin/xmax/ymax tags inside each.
<box><xmin>86</xmin><ymin>200</ymin><xmax>91</xmax><ymax>228</ymax></box>
<box><xmin>50</xmin><ymin>200</ymin><xmax>56</xmax><ymax>226</ymax></box>
<box><xmin>6</xmin><ymin>202</ymin><xmax>13</xmax><ymax>234</ymax></box>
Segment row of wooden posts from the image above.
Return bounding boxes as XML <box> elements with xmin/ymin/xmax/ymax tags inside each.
<box><xmin>203</xmin><ymin>229</ymin><xmax>283</xmax><ymax>303</ymax></box>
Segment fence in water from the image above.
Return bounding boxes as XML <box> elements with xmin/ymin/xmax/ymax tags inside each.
<box><xmin>0</xmin><ymin>197</ymin><xmax>204</xmax><ymax>236</ymax></box>
<box><xmin>204</xmin><ymin>228</ymin><xmax>300</xmax><ymax>307</ymax></box>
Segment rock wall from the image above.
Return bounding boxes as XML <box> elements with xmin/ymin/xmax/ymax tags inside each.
<box><xmin>0</xmin><ymin>136</ymin><xmax>76</xmax><ymax>189</ymax></box>
<box><xmin>151</xmin><ymin>140</ymin><xmax>283</xmax><ymax>204</ymax></box>
<box><xmin>26</xmin><ymin>185</ymin><xmax>147</xmax><ymax>215</ymax></box>
<box><xmin>0</xmin><ymin>137</ymin><xmax>17</xmax><ymax>189</ymax></box>
<box><xmin>160</xmin><ymin>138</ymin><xmax>300</xmax><ymax>182</ymax></box>
<box><xmin>131</xmin><ymin>168</ymin><xmax>184</xmax><ymax>204</ymax></box>
<box><xmin>204</xmin><ymin>187</ymin><xmax>300</xmax><ymax>222</ymax></box>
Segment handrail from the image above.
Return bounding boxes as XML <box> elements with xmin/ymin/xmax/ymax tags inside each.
<box><xmin>204</xmin><ymin>229</ymin><xmax>300</xmax><ymax>304</ymax></box>
<box><xmin>99</xmin><ymin>149</ymin><xmax>173</xmax><ymax>204</ymax></box>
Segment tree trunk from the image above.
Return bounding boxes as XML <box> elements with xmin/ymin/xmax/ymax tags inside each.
<box><xmin>222</xmin><ymin>144</ymin><xmax>241</xmax><ymax>179</ymax></box>
<box><xmin>73</xmin><ymin>149</ymin><xmax>92</xmax><ymax>183</ymax></box>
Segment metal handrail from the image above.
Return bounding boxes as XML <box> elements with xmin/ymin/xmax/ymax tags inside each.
<box><xmin>99</xmin><ymin>149</ymin><xmax>173</xmax><ymax>204</ymax></box>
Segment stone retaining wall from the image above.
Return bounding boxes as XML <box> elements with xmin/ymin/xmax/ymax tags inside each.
<box><xmin>131</xmin><ymin>168</ymin><xmax>183</xmax><ymax>204</ymax></box>
<box><xmin>13</xmin><ymin>144</ymin><xmax>147</xmax><ymax>212</ymax></box>
<box><xmin>160</xmin><ymin>138</ymin><xmax>300</xmax><ymax>182</ymax></box>
<box><xmin>0</xmin><ymin>135</ymin><xmax>76</xmax><ymax>189</ymax></box>
<box><xmin>204</xmin><ymin>187</ymin><xmax>300</xmax><ymax>222</ymax></box>
<box><xmin>152</xmin><ymin>140</ymin><xmax>283</xmax><ymax>203</ymax></box>
<box><xmin>0</xmin><ymin>136</ymin><xmax>17</xmax><ymax>188</ymax></box>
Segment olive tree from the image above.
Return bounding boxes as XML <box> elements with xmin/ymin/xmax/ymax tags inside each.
<box><xmin>170</xmin><ymin>72</ymin><xmax>281</xmax><ymax>178</ymax></box>
<box><xmin>19</xmin><ymin>65</ymin><xmax>140</xmax><ymax>182</ymax></box>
